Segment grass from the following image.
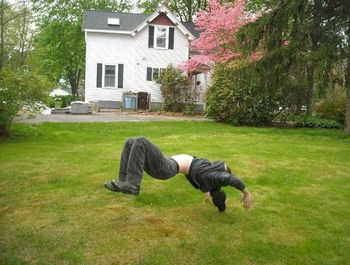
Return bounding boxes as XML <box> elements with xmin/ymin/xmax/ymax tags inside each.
<box><xmin>0</xmin><ymin>121</ymin><xmax>349</xmax><ymax>265</ymax></box>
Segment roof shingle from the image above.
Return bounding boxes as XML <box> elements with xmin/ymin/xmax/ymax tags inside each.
<box><xmin>83</xmin><ymin>10</ymin><xmax>199</xmax><ymax>38</ymax></box>
<box><xmin>83</xmin><ymin>10</ymin><xmax>148</xmax><ymax>32</ymax></box>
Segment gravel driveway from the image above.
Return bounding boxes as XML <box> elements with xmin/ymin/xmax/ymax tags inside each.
<box><xmin>15</xmin><ymin>112</ymin><xmax>209</xmax><ymax>123</ymax></box>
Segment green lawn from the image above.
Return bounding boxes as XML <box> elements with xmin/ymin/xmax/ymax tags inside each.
<box><xmin>1</xmin><ymin>121</ymin><xmax>349</xmax><ymax>265</ymax></box>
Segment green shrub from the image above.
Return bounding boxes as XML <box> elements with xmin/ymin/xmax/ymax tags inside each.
<box><xmin>0</xmin><ymin>68</ymin><xmax>50</xmax><ymax>136</ymax></box>
<box><xmin>45</xmin><ymin>97</ymin><xmax>56</xmax><ymax>108</ymax></box>
<box><xmin>46</xmin><ymin>95</ymin><xmax>78</xmax><ymax>109</ymax></box>
<box><xmin>206</xmin><ymin>61</ymin><xmax>287</xmax><ymax>125</ymax></box>
<box><xmin>314</xmin><ymin>94</ymin><xmax>346</xmax><ymax>125</ymax></box>
<box><xmin>291</xmin><ymin>115</ymin><xmax>342</xmax><ymax>129</ymax></box>
<box><xmin>157</xmin><ymin>65</ymin><xmax>190</xmax><ymax>112</ymax></box>
<box><xmin>205</xmin><ymin>47</ymin><xmax>311</xmax><ymax>126</ymax></box>
<box><xmin>58</xmin><ymin>95</ymin><xmax>77</xmax><ymax>108</ymax></box>
<box><xmin>183</xmin><ymin>102</ymin><xmax>196</xmax><ymax>116</ymax></box>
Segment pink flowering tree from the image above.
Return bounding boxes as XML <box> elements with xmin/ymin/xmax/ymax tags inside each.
<box><xmin>180</xmin><ymin>0</ymin><xmax>258</xmax><ymax>72</ymax></box>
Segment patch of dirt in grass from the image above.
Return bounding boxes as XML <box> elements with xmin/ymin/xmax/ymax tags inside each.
<box><xmin>144</xmin><ymin>215</ymin><xmax>177</xmax><ymax>237</ymax></box>
<box><xmin>107</xmin><ymin>204</ymin><xmax>127</xmax><ymax>212</ymax></box>
<box><xmin>249</xmin><ymin>159</ymin><xmax>264</xmax><ymax>166</ymax></box>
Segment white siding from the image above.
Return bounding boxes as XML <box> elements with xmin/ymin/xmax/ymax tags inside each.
<box><xmin>133</xmin><ymin>24</ymin><xmax>189</xmax><ymax>102</ymax></box>
<box><xmin>84</xmin><ymin>25</ymin><xmax>189</xmax><ymax>103</ymax></box>
<box><xmin>85</xmin><ymin>32</ymin><xmax>136</xmax><ymax>102</ymax></box>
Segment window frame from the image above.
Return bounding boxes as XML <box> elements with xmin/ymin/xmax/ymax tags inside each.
<box><xmin>147</xmin><ymin>67</ymin><xmax>164</xmax><ymax>81</ymax></box>
<box><xmin>154</xmin><ymin>25</ymin><xmax>168</xmax><ymax>49</ymax></box>
<box><xmin>104</xmin><ymin>64</ymin><xmax>116</xmax><ymax>88</ymax></box>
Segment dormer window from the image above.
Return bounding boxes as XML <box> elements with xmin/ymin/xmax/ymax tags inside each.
<box><xmin>155</xmin><ymin>26</ymin><xmax>167</xmax><ymax>48</ymax></box>
<box><xmin>148</xmin><ymin>25</ymin><xmax>174</xmax><ymax>50</ymax></box>
<box><xmin>108</xmin><ymin>18</ymin><xmax>120</xmax><ymax>26</ymax></box>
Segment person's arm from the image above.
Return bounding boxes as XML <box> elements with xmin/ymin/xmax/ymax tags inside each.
<box><xmin>240</xmin><ymin>187</ymin><xmax>252</xmax><ymax>209</ymax></box>
<box><xmin>216</xmin><ymin>172</ymin><xmax>253</xmax><ymax>209</ymax></box>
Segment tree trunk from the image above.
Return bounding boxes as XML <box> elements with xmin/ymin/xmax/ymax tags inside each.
<box><xmin>68</xmin><ymin>76</ymin><xmax>78</xmax><ymax>97</ymax></box>
<box><xmin>0</xmin><ymin>0</ymin><xmax>5</xmax><ymax>70</ymax></box>
<box><xmin>306</xmin><ymin>66</ymin><xmax>314</xmax><ymax>116</ymax></box>
<box><xmin>67</xmin><ymin>68</ymin><xmax>81</xmax><ymax>97</ymax></box>
<box><xmin>19</xmin><ymin>2</ymin><xmax>27</xmax><ymax>66</ymax></box>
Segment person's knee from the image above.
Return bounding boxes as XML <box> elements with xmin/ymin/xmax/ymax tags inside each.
<box><xmin>210</xmin><ymin>189</ymin><xmax>220</xmax><ymax>198</ymax></box>
<box><xmin>131</xmin><ymin>137</ymin><xmax>148</xmax><ymax>151</ymax></box>
<box><xmin>125</xmin><ymin>137</ymin><xmax>135</xmax><ymax>146</ymax></box>
<box><xmin>135</xmin><ymin>136</ymin><xmax>148</xmax><ymax>145</ymax></box>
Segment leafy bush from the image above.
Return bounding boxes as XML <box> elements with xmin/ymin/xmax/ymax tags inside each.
<box><xmin>57</xmin><ymin>95</ymin><xmax>78</xmax><ymax>108</ymax></box>
<box><xmin>157</xmin><ymin>65</ymin><xmax>190</xmax><ymax>112</ymax></box>
<box><xmin>291</xmin><ymin>115</ymin><xmax>342</xmax><ymax>129</ymax></box>
<box><xmin>183</xmin><ymin>102</ymin><xmax>197</xmax><ymax>116</ymax></box>
<box><xmin>0</xmin><ymin>68</ymin><xmax>50</xmax><ymax>136</ymax></box>
<box><xmin>314</xmin><ymin>94</ymin><xmax>346</xmax><ymax>125</ymax></box>
<box><xmin>45</xmin><ymin>95</ymin><xmax>77</xmax><ymax>109</ymax></box>
<box><xmin>206</xmin><ymin>47</ymin><xmax>311</xmax><ymax>125</ymax></box>
<box><xmin>206</xmin><ymin>61</ymin><xmax>286</xmax><ymax>125</ymax></box>
<box><xmin>45</xmin><ymin>97</ymin><xmax>56</xmax><ymax>108</ymax></box>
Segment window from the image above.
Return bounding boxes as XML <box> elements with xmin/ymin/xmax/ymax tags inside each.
<box><xmin>155</xmin><ymin>26</ymin><xmax>167</xmax><ymax>48</ymax></box>
<box><xmin>148</xmin><ymin>26</ymin><xmax>174</xmax><ymax>49</ymax></box>
<box><xmin>96</xmin><ymin>63</ymin><xmax>124</xmax><ymax>88</ymax></box>
<box><xmin>153</xmin><ymin>68</ymin><xmax>159</xmax><ymax>80</ymax></box>
<box><xmin>104</xmin><ymin>65</ymin><xmax>116</xmax><ymax>87</ymax></box>
<box><xmin>147</xmin><ymin>67</ymin><xmax>164</xmax><ymax>81</ymax></box>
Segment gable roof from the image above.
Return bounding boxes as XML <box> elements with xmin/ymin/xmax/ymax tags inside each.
<box><xmin>182</xmin><ymin>21</ymin><xmax>200</xmax><ymax>39</ymax></box>
<box><xmin>83</xmin><ymin>5</ymin><xmax>197</xmax><ymax>39</ymax></box>
<box><xmin>131</xmin><ymin>5</ymin><xmax>195</xmax><ymax>40</ymax></box>
<box><xmin>83</xmin><ymin>10</ymin><xmax>148</xmax><ymax>33</ymax></box>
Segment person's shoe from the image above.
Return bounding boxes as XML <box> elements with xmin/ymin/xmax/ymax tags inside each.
<box><xmin>104</xmin><ymin>181</ymin><xmax>121</xmax><ymax>192</ymax></box>
<box><xmin>212</xmin><ymin>191</ymin><xmax>226</xmax><ymax>212</ymax></box>
<box><xmin>105</xmin><ymin>180</ymin><xmax>140</xmax><ymax>195</ymax></box>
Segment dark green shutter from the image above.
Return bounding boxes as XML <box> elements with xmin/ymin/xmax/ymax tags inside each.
<box><xmin>96</xmin><ymin>63</ymin><xmax>102</xmax><ymax>87</ymax></box>
<box><xmin>168</xmin><ymin>27</ymin><xmax>174</xmax><ymax>49</ymax></box>
<box><xmin>148</xmin><ymin>26</ymin><xmax>154</xmax><ymax>48</ymax></box>
<box><xmin>118</xmin><ymin>64</ymin><xmax>124</xmax><ymax>88</ymax></box>
<box><xmin>147</xmin><ymin>67</ymin><xmax>152</xmax><ymax>81</ymax></box>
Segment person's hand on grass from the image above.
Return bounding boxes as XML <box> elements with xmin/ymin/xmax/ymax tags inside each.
<box><xmin>241</xmin><ymin>188</ymin><xmax>252</xmax><ymax>209</ymax></box>
<box><xmin>204</xmin><ymin>192</ymin><xmax>210</xmax><ymax>203</ymax></box>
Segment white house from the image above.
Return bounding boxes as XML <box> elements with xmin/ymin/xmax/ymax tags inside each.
<box><xmin>83</xmin><ymin>5</ymin><xmax>208</xmax><ymax>111</ymax></box>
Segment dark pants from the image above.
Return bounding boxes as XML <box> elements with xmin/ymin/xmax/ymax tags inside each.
<box><xmin>117</xmin><ymin>137</ymin><xmax>178</xmax><ymax>188</ymax></box>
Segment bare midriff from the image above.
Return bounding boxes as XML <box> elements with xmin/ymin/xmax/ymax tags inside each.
<box><xmin>171</xmin><ymin>154</ymin><xmax>194</xmax><ymax>175</ymax></box>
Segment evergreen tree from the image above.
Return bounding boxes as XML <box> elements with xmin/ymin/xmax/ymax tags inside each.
<box><xmin>241</xmin><ymin>0</ymin><xmax>350</xmax><ymax>132</ymax></box>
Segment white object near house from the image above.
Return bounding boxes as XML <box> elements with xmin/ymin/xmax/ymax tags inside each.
<box><xmin>83</xmin><ymin>5</ymin><xmax>204</xmax><ymax>111</ymax></box>
<box><xmin>50</xmin><ymin>88</ymin><xmax>71</xmax><ymax>97</ymax></box>
<box><xmin>70</xmin><ymin>101</ymin><xmax>92</xmax><ymax>114</ymax></box>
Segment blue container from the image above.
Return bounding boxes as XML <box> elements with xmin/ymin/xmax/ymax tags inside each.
<box><xmin>124</xmin><ymin>96</ymin><xmax>136</xmax><ymax>109</ymax></box>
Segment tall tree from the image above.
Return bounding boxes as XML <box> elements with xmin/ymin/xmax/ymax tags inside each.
<box><xmin>180</xmin><ymin>0</ymin><xmax>255</xmax><ymax>72</ymax></box>
<box><xmin>169</xmin><ymin>0</ymin><xmax>208</xmax><ymax>22</ymax></box>
<box><xmin>242</xmin><ymin>0</ymin><xmax>350</xmax><ymax>132</ymax></box>
<box><xmin>137</xmin><ymin>0</ymin><xmax>208</xmax><ymax>22</ymax></box>
<box><xmin>1</xmin><ymin>0</ymin><xmax>34</xmax><ymax>70</ymax></box>
<box><xmin>32</xmin><ymin>0</ymin><xmax>133</xmax><ymax>96</ymax></box>
<box><xmin>337</xmin><ymin>0</ymin><xmax>350</xmax><ymax>133</ymax></box>
<box><xmin>0</xmin><ymin>0</ymin><xmax>5</xmax><ymax>69</ymax></box>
